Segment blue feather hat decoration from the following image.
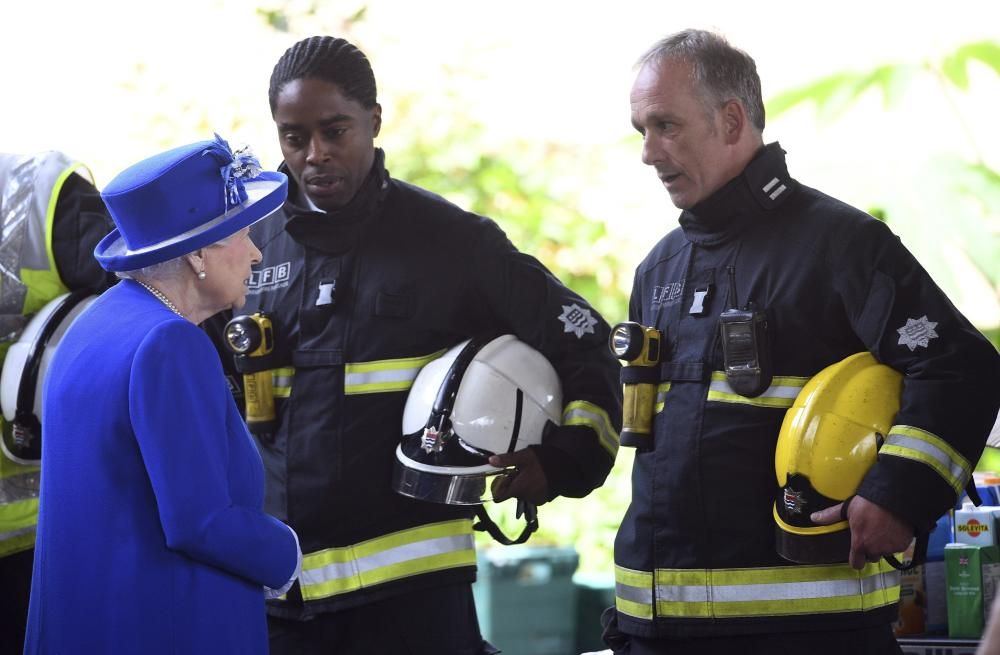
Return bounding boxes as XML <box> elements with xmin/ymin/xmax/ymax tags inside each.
<box><xmin>201</xmin><ymin>133</ymin><xmax>264</xmax><ymax>209</ymax></box>
<box><xmin>94</xmin><ymin>134</ymin><xmax>287</xmax><ymax>272</ymax></box>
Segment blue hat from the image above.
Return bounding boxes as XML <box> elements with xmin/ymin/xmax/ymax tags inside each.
<box><xmin>95</xmin><ymin>134</ymin><xmax>287</xmax><ymax>272</ymax></box>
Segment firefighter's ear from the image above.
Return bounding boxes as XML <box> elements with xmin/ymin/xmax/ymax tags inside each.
<box><xmin>720</xmin><ymin>99</ymin><xmax>746</xmax><ymax>145</ymax></box>
<box><xmin>372</xmin><ymin>103</ymin><xmax>382</xmax><ymax>138</ymax></box>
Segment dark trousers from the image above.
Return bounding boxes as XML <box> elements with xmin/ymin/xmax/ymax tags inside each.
<box><xmin>602</xmin><ymin>607</ymin><xmax>904</xmax><ymax>655</ymax></box>
<box><xmin>268</xmin><ymin>583</ymin><xmax>499</xmax><ymax>655</ymax></box>
<box><xmin>0</xmin><ymin>548</ymin><xmax>33</xmax><ymax>655</ymax></box>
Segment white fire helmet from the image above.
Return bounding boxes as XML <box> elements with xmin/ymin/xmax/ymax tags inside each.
<box><xmin>392</xmin><ymin>334</ymin><xmax>562</xmax><ymax>506</ymax></box>
<box><xmin>1</xmin><ymin>290</ymin><xmax>97</xmax><ymax>465</ymax></box>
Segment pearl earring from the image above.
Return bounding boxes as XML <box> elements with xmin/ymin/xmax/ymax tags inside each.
<box><xmin>197</xmin><ymin>270</ymin><xmax>207</xmax><ymax>280</ymax></box>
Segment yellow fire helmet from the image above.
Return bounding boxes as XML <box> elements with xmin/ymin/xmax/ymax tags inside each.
<box><xmin>774</xmin><ymin>352</ymin><xmax>902</xmax><ymax>564</ymax></box>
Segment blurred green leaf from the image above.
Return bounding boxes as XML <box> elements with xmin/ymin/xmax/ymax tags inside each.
<box><xmin>768</xmin><ymin>64</ymin><xmax>915</xmax><ymax>120</ymax></box>
<box><xmin>770</xmin><ymin>41</ymin><xmax>1000</xmax><ymax>120</ymax></box>
<box><xmin>983</xmin><ymin>327</ymin><xmax>1000</xmax><ymax>350</ymax></box>
<box><xmin>346</xmin><ymin>5</ymin><xmax>368</xmax><ymax>25</ymax></box>
<box><xmin>943</xmin><ymin>41</ymin><xmax>1000</xmax><ymax>90</ymax></box>
<box><xmin>953</xmin><ymin>162</ymin><xmax>1000</xmax><ymax>285</ymax></box>
<box><xmin>767</xmin><ymin>72</ymin><xmax>859</xmax><ymax>118</ymax></box>
<box><xmin>941</xmin><ymin>50</ymin><xmax>971</xmax><ymax>90</ymax></box>
<box><xmin>255</xmin><ymin>8</ymin><xmax>289</xmax><ymax>31</ymax></box>
<box><xmin>766</xmin><ymin>41</ymin><xmax>1000</xmax><ymax>337</ymax></box>
<box><xmin>868</xmin><ymin>207</ymin><xmax>888</xmax><ymax>223</ymax></box>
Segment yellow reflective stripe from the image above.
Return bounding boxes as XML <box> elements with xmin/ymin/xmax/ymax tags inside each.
<box><xmin>44</xmin><ymin>163</ymin><xmax>87</xmax><ymax>282</ymax></box>
<box><xmin>617</xmin><ymin>561</ymin><xmax>900</xmax><ymax>620</ymax></box>
<box><xmin>655</xmin><ymin>562</ymin><xmax>899</xmax><ymax>618</ymax></box>
<box><xmin>615</xmin><ymin>565</ymin><xmax>654</xmax><ymax>620</ymax></box>
<box><xmin>0</xmin><ymin>494</ymin><xmax>39</xmax><ymax>556</ymax></box>
<box><xmin>20</xmin><ymin>163</ymin><xmax>82</xmax><ymax>315</ymax></box>
<box><xmin>563</xmin><ymin>401</ymin><xmax>619</xmax><ymax>456</ymax></box>
<box><xmin>0</xmin><ymin>526</ymin><xmax>35</xmax><ymax>557</ymax></box>
<box><xmin>344</xmin><ymin>350</ymin><xmax>446</xmax><ymax>395</ymax></box>
<box><xmin>271</xmin><ymin>367</ymin><xmax>294</xmax><ymax>398</ymax></box>
<box><xmin>883</xmin><ymin>425</ymin><xmax>971</xmax><ymax>495</ymax></box>
<box><xmin>706</xmin><ymin>372</ymin><xmax>808</xmax><ymax>408</ymax></box>
<box><xmin>616</xmin><ymin>564</ymin><xmax>654</xmax><ymax>588</ymax></box>
<box><xmin>299</xmin><ymin>519</ymin><xmax>475</xmax><ymax>601</ymax></box>
<box><xmin>654</xmin><ymin>382</ymin><xmax>671</xmax><ymax>414</ymax></box>
<box><xmin>20</xmin><ymin>268</ymin><xmax>68</xmax><ymax>315</ymax></box>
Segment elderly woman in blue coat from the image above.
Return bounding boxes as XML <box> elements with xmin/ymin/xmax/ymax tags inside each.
<box><xmin>24</xmin><ymin>136</ymin><xmax>301</xmax><ymax>655</ymax></box>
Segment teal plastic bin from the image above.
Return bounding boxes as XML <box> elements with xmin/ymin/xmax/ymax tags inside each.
<box><xmin>473</xmin><ymin>546</ymin><xmax>579</xmax><ymax>655</ymax></box>
<box><xmin>574</xmin><ymin>573</ymin><xmax>615</xmax><ymax>652</ymax></box>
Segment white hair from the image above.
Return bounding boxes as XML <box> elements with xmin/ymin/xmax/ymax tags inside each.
<box><xmin>115</xmin><ymin>234</ymin><xmax>233</xmax><ymax>282</ymax></box>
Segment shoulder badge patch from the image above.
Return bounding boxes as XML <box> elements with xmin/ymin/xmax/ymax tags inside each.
<box><xmin>558</xmin><ymin>303</ymin><xmax>597</xmax><ymax>338</ymax></box>
<box><xmin>896</xmin><ymin>315</ymin><xmax>939</xmax><ymax>351</ymax></box>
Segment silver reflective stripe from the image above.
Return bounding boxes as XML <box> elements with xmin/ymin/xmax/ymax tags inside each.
<box><xmin>344</xmin><ymin>367</ymin><xmax>416</xmax><ymax>389</ymax></box>
<box><xmin>0</xmin><ymin>525</ymin><xmax>33</xmax><ymax>543</ymax></box>
<box><xmin>658</xmin><ymin>572</ymin><xmax>901</xmax><ymax>603</ymax></box>
<box><xmin>706</xmin><ymin>372</ymin><xmax>808</xmax><ymax>408</ymax></box>
<box><xmin>0</xmin><ymin>154</ymin><xmax>39</xmax><ymax>327</ymax></box>
<box><xmin>272</xmin><ymin>368</ymin><xmax>294</xmax><ymax>389</ymax></box>
<box><xmin>620</xmin><ymin>562</ymin><xmax>901</xmax><ymax>620</ymax></box>
<box><xmin>883</xmin><ymin>425</ymin><xmax>971</xmax><ymax>494</ymax></box>
<box><xmin>657</xmin><ymin>583</ymin><xmax>709</xmax><ymax>603</ymax></box>
<box><xmin>616</xmin><ymin>580</ymin><xmax>653</xmax><ymax>605</ymax></box>
<box><xmin>344</xmin><ymin>350</ymin><xmax>445</xmax><ymax>395</ymax></box>
<box><xmin>301</xmin><ymin>534</ymin><xmax>473</xmax><ymax>586</ymax></box>
<box><xmin>563</xmin><ymin>401</ymin><xmax>619</xmax><ymax>456</ymax></box>
<box><xmin>0</xmin><ymin>152</ymin><xmax>82</xmax><ymax>334</ymax></box>
<box><xmin>0</xmin><ymin>153</ymin><xmax>78</xmax><ymax>271</ymax></box>
<box><xmin>654</xmin><ymin>382</ymin><xmax>671</xmax><ymax>414</ymax></box>
<box><xmin>298</xmin><ymin>519</ymin><xmax>476</xmax><ymax>600</ymax></box>
<box><xmin>0</xmin><ymin>471</ymin><xmax>40</xmax><ymax>504</ymax></box>
<box><xmin>862</xmin><ymin>570</ymin><xmax>900</xmax><ymax>595</ymax></box>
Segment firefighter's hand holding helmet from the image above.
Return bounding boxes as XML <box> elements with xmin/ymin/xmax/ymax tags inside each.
<box><xmin>774</xmin><ymin>352</ymin><xmax>918</xmax><ymax>569</ymax></box>
<box><xmin>810</xmin><ymin>496</ymin><xmax>914</xmax><ymax>570</ymax></box>
<box><xmin>488</xmin><ymin>449</ymin><xmax>549</xmax><ymax>506</ymax></box>
<box><xmin>394</xmin><ymin>335</ymin><xmax>562</xmax><ymax>507</ymax></box>
<box><xmin>393</xmin><ymin>334</ymin><xmax>563</xmax><ymax>545</ymax></box>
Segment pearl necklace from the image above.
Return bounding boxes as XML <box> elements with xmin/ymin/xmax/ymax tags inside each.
<box><xmin>137</xmin><ymin>281</ymin><xmax>185</xmax><ymax>318</ymax></box>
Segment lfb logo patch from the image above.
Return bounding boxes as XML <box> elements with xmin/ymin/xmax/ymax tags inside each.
<box><xmin>558</xmin><ymin>303</ymin><xmax>597</xmax><ymax>338</ymax></box>
<box><xmin>248</xmin><ymin>261</ymin><xmax>292</xmax><ymax>293</ymax></box>
<box><xmin>783</xmin><ymin>488</ymin><xmax>806</xmax><ymax>515</ymax></box>
<box><xmin>651</xmin><ymin>283</ymin><xmax>683</xmax><ymax>308</ymax></box>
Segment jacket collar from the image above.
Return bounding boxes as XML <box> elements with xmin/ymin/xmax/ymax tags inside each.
<box><xmin>280</xmin><ymin>149</ymin><xmax>390</xmax><ymax>254</ymax></box>
<box><xmin>678</xmin><ymin>142</ymin><xmax>795</xmax><ymax>246</ymax></box>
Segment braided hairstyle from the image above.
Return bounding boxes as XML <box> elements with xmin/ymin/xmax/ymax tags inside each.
<box><xmin>268</xmin><ymin>36</ymin><xmax>378</xmax><ymax>115</ymax></box>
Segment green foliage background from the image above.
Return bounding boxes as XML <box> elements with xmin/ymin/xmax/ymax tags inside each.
<box><xmin>768</xmin><ymin>40</ymin><xmax>1000</xmax><ymax>347</ymax></box>
<box><xmin>382</xmin><ymin>105</ymin><xmax>635</xmax><ymax>575</ymax></box>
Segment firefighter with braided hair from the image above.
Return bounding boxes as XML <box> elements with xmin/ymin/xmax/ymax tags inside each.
<box><xmin>205</xmin><ymin>35</ymin><xmax>622</xmax><ymax>654</ymax></box>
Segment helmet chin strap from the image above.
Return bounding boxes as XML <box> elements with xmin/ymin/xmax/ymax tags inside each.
<box><xmin>884</xmin><ymin>477</ymin><xmax>982</xmax><ymax>571</ymax></box>
<box><xmin>10</xmin><ymin>289</ymin><xmax>95</xmax><ymax>463</ymax></box>
<box><xmin>883</xmin><ymin>532</ymin><xmax>928</xmax><ymax>571</ymax></box>
<box><xmin>473</xmin><ymin>500</ymin><xmax>538</xmax><ymax>546</ymax></box>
